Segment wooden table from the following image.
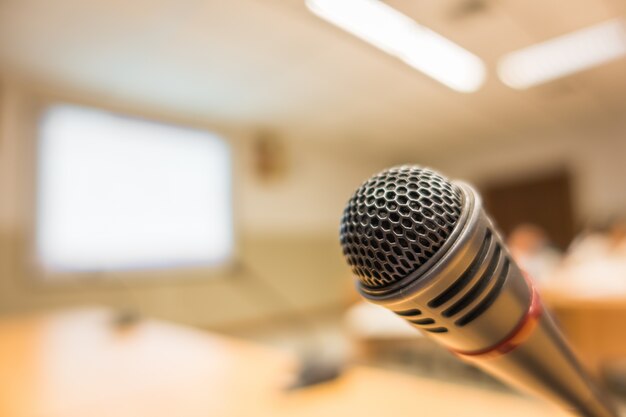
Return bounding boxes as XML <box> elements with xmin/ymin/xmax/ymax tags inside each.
<box><xmin>0</xmin><ymin>308</ymin><xmax>294</xmax><ymax>417</ymax></box>
<box><xmin>543</xmin><ymin>289</ymin><xmax>626</xmax><ymax>374</ymax></box>
<box><xmin>0</xmin><ymin>308</ymin><xmax>575</xmax><ymax>417</ymax></box>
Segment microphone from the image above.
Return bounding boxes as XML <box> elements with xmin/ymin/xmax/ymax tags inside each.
<box><xmin>339</xmin><ymin>165</ymin><xmax>618</xmax><ymax>417</ymax></box>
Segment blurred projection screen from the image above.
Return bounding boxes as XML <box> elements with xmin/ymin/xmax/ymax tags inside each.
<box><xmin>36</xmin><ymin>105</ymin><xmax>232</xmax><ymax>273</ymax></box>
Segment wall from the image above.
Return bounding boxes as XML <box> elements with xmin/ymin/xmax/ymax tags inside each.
<box><xmin>2</xmin><ymin>75</ymin><xmax>626</xmax><ymax>329</ymax></box>
<box><xmin>431</xmin><ymin>123</ymin><xmax>626</xmax><ymax>225</ymax></box>
<box><xmin>0</xmin><ymin>78</ymin><xmax>379</xmax><ymax>328</ymax></box>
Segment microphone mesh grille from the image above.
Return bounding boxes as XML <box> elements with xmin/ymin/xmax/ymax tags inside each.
<box><xmin>340</xmin><ymin>166</ymin><xmax>463</xmax><ymax>289</ymax></box>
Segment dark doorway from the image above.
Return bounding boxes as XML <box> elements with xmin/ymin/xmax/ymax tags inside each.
<box><xmin>480</xmin><ymin>169</ymin><xmax>575</xmax><ymax>250</ymax></box>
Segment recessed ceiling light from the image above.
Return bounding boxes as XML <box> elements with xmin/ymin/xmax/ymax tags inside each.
<box><xmin>306</xmin><ymin>0</ymin><xmax>486</xmax><ymax>93</ymax></box>
<box><xmin>498</xmin><ymin>19</ymin><xmax>626</xmax><ymax>89</ymax></box>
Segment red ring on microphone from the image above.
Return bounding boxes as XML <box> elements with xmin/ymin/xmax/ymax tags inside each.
<box><xmin>453</xmin><ymin>273</ymin><xmax>543</xmax><ymax>359</ymax></box>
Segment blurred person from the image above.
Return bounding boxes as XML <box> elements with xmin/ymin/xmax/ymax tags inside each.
<box><xmin>566</xmin><ymin>217</ymin><xmax>626</xmax><ymax>264</ymax></box>
<box><xmin>608</xmin><ymin>219</ymin><xmax>626</xmax><ymax>256</ymax></box>
<box><xmin>551</xmin><ymin>217</ymin><xmax>626</xmax><ymax>296</ymax></box>
<box><xmin>566</xmin><ymin>223</ymin><xmax>612</xmax><ymax>265</ymax></box>
<box><xmin>507</xmin><ymin>224</ymin><xmax>562</xmax><ymax>285</ymax></box>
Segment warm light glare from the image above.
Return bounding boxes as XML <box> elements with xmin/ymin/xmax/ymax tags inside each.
<box><xmin>37</xmin><ymin>105</ymin><xmax>233</xmax><ymax>272</ymax></box>
<box><xmin>305</xmin><ymin>0</ymin><xmax>486</xmax><ymax>93</ymax></box>
<box><xmin>498</xmin><ymin>19</ymin><xmax>626</xmax><ymax>89</ymax></box>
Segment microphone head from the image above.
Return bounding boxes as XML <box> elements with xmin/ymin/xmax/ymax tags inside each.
<box><xmin>339</xmin><ymin>166</ymin><xmax>463</xmax><ymax>290</ymax></box>
<box><xmin>340</xmin><ymin>165</ymin><xmax>532</xmax><ymax>349</ymax></box>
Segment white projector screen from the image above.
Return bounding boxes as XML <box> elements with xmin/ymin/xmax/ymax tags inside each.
<box><xmin>36</xmin><ymin>105</ymin><xmax>233</xmax><ymax>273</ymax></box>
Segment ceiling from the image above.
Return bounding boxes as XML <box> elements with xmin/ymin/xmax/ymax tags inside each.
<box><xmin>0</xmin><ymin>0</ymin><xmax>625</xmax><ymax>154</ymax></box>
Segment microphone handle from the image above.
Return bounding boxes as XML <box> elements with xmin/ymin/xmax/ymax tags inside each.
<box><xmin>457</xmin><ymin>299</ymin><xmax>618</xmax><ymax>417</ymax></box>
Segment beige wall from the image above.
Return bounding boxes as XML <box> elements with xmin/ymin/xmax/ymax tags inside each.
<box><xmin>0</xmin><ymin>78</ymin><xmax>379</xmax><ymax>327</ymax></box>
<box><xmin>432</xmin><ymin>123</ymin><xmax>626</xmax><ymax>224</ymax></box>
<box><xmin>2</xmin><ymin>75</ymin><xmax>625</xmax><ymax>328</ymax></box>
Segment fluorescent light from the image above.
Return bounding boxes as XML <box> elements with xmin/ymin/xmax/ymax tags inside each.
<box><xmin>306</xmin><ymin>0</ymin><xmax>486</xmax><ymax>93</ymax></box>
<box><xmin>498</xmin><ymin>19</ymin><xmax>626</xmax><ymax>89</ymax></box>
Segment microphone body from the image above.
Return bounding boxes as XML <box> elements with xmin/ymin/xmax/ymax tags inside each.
<box><xmin>340</xmin><ymin>167</ymin><xmax>617</xmax><ymax>417</ymax></box>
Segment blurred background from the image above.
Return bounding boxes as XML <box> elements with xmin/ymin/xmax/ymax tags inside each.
<box><xmin>1</xmin><ymin>0</ymin><xmax>626</xmax><ymax>416</ymax></box>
